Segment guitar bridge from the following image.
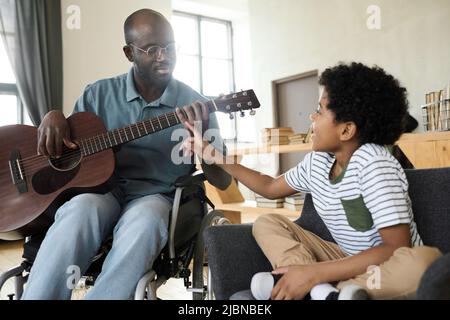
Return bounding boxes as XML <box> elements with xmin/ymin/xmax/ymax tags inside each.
<box><xmin>9</xmin><ymin>149</ymin><xmax>28</xmax><ymax>194</ymax></box>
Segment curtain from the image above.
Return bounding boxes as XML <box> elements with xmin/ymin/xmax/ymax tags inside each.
<box><xmin>0</xmin><ymin>0</ymin><xmax>63</xmax><ymax>126</ymax></box>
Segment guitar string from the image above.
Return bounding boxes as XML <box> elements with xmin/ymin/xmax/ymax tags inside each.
<box><xmin>17</xmin><ymin>98</ymin><xmax>249</xmax><ymax>174</ymax></box>
<box><xmin>19</xmin><ymin>113</ymin><xmax>180</xmax><ymax>166</ymax></box>
<box><xmin>11</xmin><ymin>99</ymin><xmax>249</xmax><ymax>180</ymax></box>
<box><xmin>18</xmin><ymin>113</ymin><xmax>184</xmax><ymax>174</ymax></box>
<box><xmin>17</xmin><ymin>103</ymin><xmax>223</xmax><ymax>167</ymax></box>
<box><xmin>20</xmin><ymin>103</ymin><xmax>225</xmax><ymax>171</ymax></box>
<box><xmin>11</xmin><ymin>97</ymin><xmax>252</xmax><ymax>181</ymax></box>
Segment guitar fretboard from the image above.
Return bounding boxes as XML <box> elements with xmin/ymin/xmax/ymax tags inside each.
<box><xmin>79</xmin><ymin>102</ymin><xmax>215</xmax><ymax>156</ymax></box>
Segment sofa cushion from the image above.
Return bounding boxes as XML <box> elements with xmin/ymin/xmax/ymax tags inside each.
<box><xmin>405</xmin><ymin>168</ymin><xmax>450</xmax><ymax>253</ymax></box>
<box><xmin>295</xmin><ymin>193</ymin><xmax>335</xmax><ymax>243</ymax></box>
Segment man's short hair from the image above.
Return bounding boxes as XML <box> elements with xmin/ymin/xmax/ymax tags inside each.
<box><xmin>124</xmin><ymin>9</ymin><xmax>167</xmax><ymax>44</ymax></box>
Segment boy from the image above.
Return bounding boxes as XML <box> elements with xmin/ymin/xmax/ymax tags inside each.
<box><xmin>177</xmin><ymin>62</ymin><xmax>442</xmax><ymax>300</ymax></box>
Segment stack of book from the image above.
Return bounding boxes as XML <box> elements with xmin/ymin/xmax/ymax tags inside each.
<box><xmin>288</xmin><ymin>133</ymin><xmax>307</xmax><ymax>145</ymax></box>
<box><xmin>255</xmin><ymin>196</ymin><xmax>285</xmax><ymax>208</ymax></box>
<box><xmin>423</xmin><ymin>85</ymin><xmax>450</xmax><ymax>131</ymax></box>
<box><xmin>304</xmin><ymin>126</ymin><xmax>313</xmax><ymax>143</ymax></box>
<box><xmin>283</xmin><ymin>193</ymin><xmax>305</xmax><ymax>211</ymax></box>
<box><xmin>262</xmin><ymin>128</ymin><xmax>294</xmax><ymax>146</ymax></box>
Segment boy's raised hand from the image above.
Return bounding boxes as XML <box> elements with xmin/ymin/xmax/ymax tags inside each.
<box><xmin>176</xmin><ymin>101</ymin><xmax>210</xmax><ymax>133</ymax></box>
<box><xmin>177</xmin><ymin>106</ymin><xmax>220</xmax><ymax>164</ymax></box>
<box><xmin>178</xmin><ymin>122</ymin><xmax>205</xmax><ymax>158</ymax></box>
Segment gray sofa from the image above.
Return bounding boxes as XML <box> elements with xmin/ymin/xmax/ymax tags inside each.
<box><xmin>204</xmin><ymin>168</ymin><xmax>450</xmax><ymax>300</ymax></box>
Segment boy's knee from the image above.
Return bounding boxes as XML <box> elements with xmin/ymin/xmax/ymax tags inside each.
<box><xmin>392</xmin><ymin>246</ymin><xmax>443</xmax><ymax>283</ymax></box>
<box><xmin>252</xmin><ymin>214</ymin><xmax>284</xmax><ymax>237</ymax></box>
<box><xmin>407</xmin><ymin>246</ymin><xmax>443</xmax><ymax>273</ymax></box>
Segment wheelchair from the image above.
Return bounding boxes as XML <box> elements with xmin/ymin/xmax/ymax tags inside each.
<box><xmin>0</xmin><ymin>171</ymin><xmax>230</xmax><ymax>300</ymax></box>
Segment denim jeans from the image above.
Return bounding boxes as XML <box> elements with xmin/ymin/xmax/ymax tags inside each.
<box><xmin>21</xmin><ymin>192</ymin><xmax>172</xmax><ymax>300</ymax></box>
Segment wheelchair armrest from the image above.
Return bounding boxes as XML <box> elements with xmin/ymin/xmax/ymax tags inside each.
<box><xmin>201</xmin><ymin>163</ymin><xmax>232</xmax><ymax>191</ymax></box>
<box><xmin>204</xmin><ymin>224</ymin><xmax>272</xmax><ymax>300</ymax></box>
<box><xmin>174</xmin><ymin>171</ymin><xmax>206</xmax><ymax>188</ymax></box>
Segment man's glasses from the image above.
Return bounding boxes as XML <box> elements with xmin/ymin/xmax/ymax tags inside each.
<box><xmin>128</xmin><ymin>43</ymin><xmax>177</xmax><ymax>58</ymax></box>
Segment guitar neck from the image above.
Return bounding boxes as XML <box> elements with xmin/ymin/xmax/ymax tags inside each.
<box><xmin>78</xmin><ymin>100</ymin><xmax>217</xmax><ymax>156</ymax></box>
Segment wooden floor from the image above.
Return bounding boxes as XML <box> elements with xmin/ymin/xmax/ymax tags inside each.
<box><xmin>0</xmin><ymin>240</ymin><xmax>24</xmax><ymax>300</ymax></box>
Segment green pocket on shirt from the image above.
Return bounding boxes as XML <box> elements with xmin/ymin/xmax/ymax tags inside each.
<box><xmin>341</xmin><ymin>196</ymin><xmax>374</xmax><ymax>232</ymax></box>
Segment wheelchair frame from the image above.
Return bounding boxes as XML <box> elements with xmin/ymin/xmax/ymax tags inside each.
<box><xmin>0</xmin><ymin>172</ymin><xmax>230</xmax><ymax>300</ymax></box>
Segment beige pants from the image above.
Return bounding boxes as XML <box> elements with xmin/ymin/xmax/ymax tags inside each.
<box><xmin>252</xmin><ymin>214</ymin><xmax>442</xmax><ymax>300</ymax></box>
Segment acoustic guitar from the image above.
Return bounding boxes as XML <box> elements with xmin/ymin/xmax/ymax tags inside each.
<box><xmin>0</xmin><ymin>90</ymin><xmax>260</xmax><ymax>240</ymax></box>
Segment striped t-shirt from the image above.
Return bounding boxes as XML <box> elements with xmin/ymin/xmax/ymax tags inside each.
<box><xmin>284</xmin><ymin>143</ymin><xmax>422</xmax><ymax>256</ymax></box>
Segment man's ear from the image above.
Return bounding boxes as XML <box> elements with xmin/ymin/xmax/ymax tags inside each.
<box><xmin>340</xmin><ymin>122</ymin><xmax>357</xmax><ymax>141</ymax></box>
<box><xmin>123</xmin><ymin>46</ymin><xmax>134</xmax><ymax>62</ymax></box>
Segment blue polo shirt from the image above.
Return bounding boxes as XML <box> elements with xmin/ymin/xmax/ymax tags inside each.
<box><xmin>73</xmin><ymin>68</ymin><xmax>224</xmax><ymax>202</ymax></box>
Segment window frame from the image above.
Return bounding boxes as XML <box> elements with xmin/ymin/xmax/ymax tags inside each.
<box><xmin>0</xmin><ymin>34</ymin><xmax>26</xmax><ymax>125</ymax></box>
<box><xmin>0</xmin><ymin>81</ymin><xmax>25</xmax><ymax>125</ymax></box>
<box><xmin>172</xmin><ymin>10</ymin><xmax>237</xmax><ymax>142</ymax></box>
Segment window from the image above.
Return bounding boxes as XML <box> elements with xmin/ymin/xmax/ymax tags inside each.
<box><xmin>0</xmin><ymin>36</ymin><xmax>30</xmax><ymax>126</ymax></box>
<box><xmin>172</xmin><ymin>11</ymin><xmax>236</xmax><ymax>141</ymax></box>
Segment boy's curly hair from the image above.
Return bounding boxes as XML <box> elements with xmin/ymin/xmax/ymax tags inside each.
<box><xmin>319</xmin><ymin>62</ymin><xmax>409</xmax><ymax>145</ymax></box>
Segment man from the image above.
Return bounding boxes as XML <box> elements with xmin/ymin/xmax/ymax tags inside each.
<box><xmin>22</xmin><ymin>8</ymin><xmax>229</xmax><ymax>300</ymax></box>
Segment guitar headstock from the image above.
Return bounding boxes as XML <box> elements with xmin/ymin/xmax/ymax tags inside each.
<box><xmin>210</xmin><ymin>90</ymin><xmax>261</xmax><ymax>119</ymax></box>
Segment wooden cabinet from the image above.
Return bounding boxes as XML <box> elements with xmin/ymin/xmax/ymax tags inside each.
<box><xmin>396</xmin><ymin>132</ymin><xmax>450</xmax><ymax>169</ymax></box>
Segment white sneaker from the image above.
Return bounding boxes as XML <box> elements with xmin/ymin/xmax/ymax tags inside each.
<box><xmin>250</xmin><ymin>272</ymin><xmax>279</xmax><ymax>300</ymax></box>
<box><xmin>311</xmin><ymin>283</ymin><xmax>370</xmax><ymax>300</ymax></box>
<box><xmin>336</xmin><ymin>284</ymin><xmax>370</xmax><ymax>300</ymax></box>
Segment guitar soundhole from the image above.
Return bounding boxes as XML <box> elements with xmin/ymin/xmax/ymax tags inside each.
<box><xmin>49</xmin><ymin>147</ymin><xmax>82</xmax><ymax>172</ymax></box>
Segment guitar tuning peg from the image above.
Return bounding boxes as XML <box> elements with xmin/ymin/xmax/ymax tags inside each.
<box><xmin>250</xmin><ymin>109</ymin><xmax>256</xmax><ymax>116</ymax></box>
<box><xmin>240</xmin><ymin>111</ymin><xmax>245</xmax><ymax>118</ymax></box>
<box><xmin>229</xmin><ymin>113</ymin><xmax>235</xmax><ymax>120</ymax></box>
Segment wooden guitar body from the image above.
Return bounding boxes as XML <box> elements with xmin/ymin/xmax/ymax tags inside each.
<box><xmin>0</xmin><ymin>112</ymin><xmax>115</xmax><ymax>240</ymax></box>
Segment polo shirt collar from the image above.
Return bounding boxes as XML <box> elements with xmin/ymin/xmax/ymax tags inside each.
<box><xmin>126</xmin><ymin>68</ymin><xmax>178</xmax><ymax>108</ymax></box>
<box><xmin>159</xmin><ymin>78</ymin><xmax>178</xmax><ymax>108</ymax></box>
<box><xmin>126</xmin><ymin>68</ymin><xmax>140</xmax><ymax>102</ymax></box>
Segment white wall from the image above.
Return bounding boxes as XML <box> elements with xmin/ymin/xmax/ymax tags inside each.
<box><xmin>60</xmin><ymin>0</ymin><xmax>172</xmax><ymax>115</ymax></box>
<box><xmin>242</xmin><ymin>0</ymin><xmax>450</xmax><ymax>178</ymax></box>
<box><xmin>248</xmin><ymin>0</ymin><xmax>450</xmax><ymax>136</ymax></box>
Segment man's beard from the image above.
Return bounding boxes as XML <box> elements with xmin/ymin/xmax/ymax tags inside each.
<box><xmin>137</xmin><ymin>66</ymin><xmax>172</xmax><ymax>89</ymax></box>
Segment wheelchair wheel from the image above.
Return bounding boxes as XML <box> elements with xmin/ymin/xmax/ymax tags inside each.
<box><xmin>192</xmin><ymin>210</ymin><xmax>230</xmax><ymax>300</ymax></box>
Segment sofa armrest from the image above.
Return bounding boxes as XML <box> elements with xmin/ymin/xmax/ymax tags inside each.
<box><xmin>204</xmin><ymin>224</ymin><xmax>272</xmax><ymax>300</ymax></box>
<box><xmin>417</xmin><ymin>253</ymin><xmax>450</xmax><ymax>300</ymax></box>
